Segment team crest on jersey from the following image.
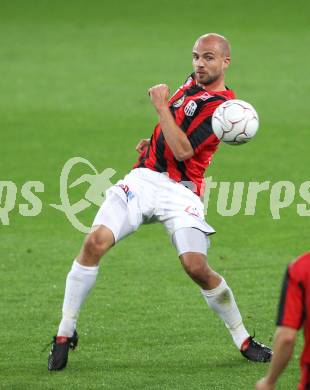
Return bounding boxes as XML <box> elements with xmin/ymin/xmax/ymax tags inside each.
<box><xmin>173</xmin><ymin>96</ymin><xmax>185</xmax><ymax>108</ymax></box>
<box><xmin>184</xmin><ymin>100</ymin><xmax>197</xmax><ymax>116</ymax></box>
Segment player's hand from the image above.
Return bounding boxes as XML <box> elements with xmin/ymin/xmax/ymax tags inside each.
<box><xmin>148</xmin><ymin>84</ymin><xmax>170</xmax><ymax>111</ymax></box>
<box><xmin>255</xmin><ymin>377</ymin><xmax>275</xmax><ymax>390</ymax></box>
<box><xmin>136</xmin><ymin>138</ymin><xmax>150</xmax><ymax>153</ymax></box>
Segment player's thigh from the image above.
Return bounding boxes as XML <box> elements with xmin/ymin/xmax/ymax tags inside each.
<box><xmin>172</xmin><ymin>227</ymin><xmax>210</xmax><ymax>257</ymax></box>
<box><xmin>158</xmin><ymin>181</ymin><xmax>215</xmax><ymax>237</ymax></box>
<box><xmin>172</xmin><ymin>227</ymin><xmax>214</xmax><ymax>274</ymax></box>
<box><xmin>92</xmin><ymin>192</ymin><xmax>141</xmax><ymax>243</ymax></box>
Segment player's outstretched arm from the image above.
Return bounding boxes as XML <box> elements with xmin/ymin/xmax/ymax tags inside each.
<box><xmin>255</xmin><ymin>326</ymin><xmax>297</xmax><ymax>390</ymax></box>
<box><xmin>148</xmin><ymin>84</ymin><xmax>194</xmax><ymax>161</ymax></box>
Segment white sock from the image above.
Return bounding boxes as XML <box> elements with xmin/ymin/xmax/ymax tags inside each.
<box><xmin>201</xmin><ymin>278</ymin><xmax>249</xmax><ymax>349</ymax></box>
<box><xmin>57</xmin><ymin>260</ymin><xmax>99</xmax><ymax>337</ymax></box>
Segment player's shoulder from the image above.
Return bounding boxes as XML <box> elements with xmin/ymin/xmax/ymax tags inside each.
<box><xmin>289</xmin><ymin>252</ymin><xmax>310</xmax><ymax>279</ymax></box>
<box><xmin>209</xmin><ymin>88</ymin><xmax>236</xmax><ymax>103</ymax></box>
<box><xmin>197</xmin><ymin>88</ymin><xmax>235</xmax><ymax>116</ymax></box>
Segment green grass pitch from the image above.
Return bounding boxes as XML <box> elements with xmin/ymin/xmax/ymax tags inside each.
<box><xmin>1</xmin><ymin>0</ymin><xmax>309</xmax><ymax>389</ymax></box>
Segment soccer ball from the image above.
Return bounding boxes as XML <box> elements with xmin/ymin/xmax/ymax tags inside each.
<box><xmin>212</xmin><ymin>99</ymin><xmax>259</xmax><ymax>145</ymax></box>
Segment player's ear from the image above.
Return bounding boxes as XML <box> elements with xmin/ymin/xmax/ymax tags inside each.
<box><xmin>223</xmin><ymin>56</ymin><xmax>231</xmax><ymax>70</ymax></box>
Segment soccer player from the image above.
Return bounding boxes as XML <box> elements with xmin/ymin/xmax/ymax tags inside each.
<box><xmin>48</xmin><ymin>33</ymin><xmax>272</xmax><ymax>370</ymax></box>
<box><xmin>256</xmin><ymin>252</ymin><xmax>310</xmax><ymax>390</ymax></box>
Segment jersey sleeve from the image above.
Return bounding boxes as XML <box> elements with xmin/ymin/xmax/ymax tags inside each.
<box><xmin>276</xmin><ymin>265</ymin><xmax>305</xmax><ymax>330</ymax></box>
<box><xmin>187</xmin><ymin>98</ymin><xmax>226</xmax><ymax>153</ymax></box>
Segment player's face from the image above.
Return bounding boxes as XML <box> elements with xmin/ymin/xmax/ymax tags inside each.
<box><xmin>192</xmin><ymin>39</ymin><xmax>230</xmax><ymax>86</ymax></box>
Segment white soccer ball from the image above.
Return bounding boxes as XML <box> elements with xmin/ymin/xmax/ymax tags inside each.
<box><xmin>212</xmin><ymin>99</ymin><xmax>259</xmax><ymax>145</ymax></box>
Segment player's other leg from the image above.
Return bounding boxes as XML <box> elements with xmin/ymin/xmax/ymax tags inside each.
<box><xmin>48</xmin><ymin>225</ymin><xmax>114</xmax><ymax>371</ymax></box>
<box><xmin>48</xmin><ymin>192</ymin><xmax>138</xmax><ymax>371</ymax></box>
<box><xmin>56</xmin><ymin>225</ymin><xmax>115</xmax><ymax>337</ymax></box>
<box><xmin>173</xmin><ymin>227</ymin><xmax>272</xmax><ymax>362</ymax></box>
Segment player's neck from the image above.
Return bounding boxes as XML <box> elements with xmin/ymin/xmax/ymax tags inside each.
<box><xmin>198</xmin><ymin>78</ymin><xmax>226</xmax><ymax>92</ymax></box>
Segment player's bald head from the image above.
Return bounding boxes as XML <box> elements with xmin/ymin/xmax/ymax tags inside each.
<box><xmin>192</xmin><ymin>33</ymin><xmax>231</xmax><ymax>87</ymax></box>
<box><xmin>194</xmin><ymin>33</ymin><xmax>231</xmax><ymax>57</ymax></box>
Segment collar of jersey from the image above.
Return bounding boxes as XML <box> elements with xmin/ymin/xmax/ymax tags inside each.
<box><xmin>189</xmin><ymin>72</ymin><xmax>231</xmax><ymax>94</ymax></box>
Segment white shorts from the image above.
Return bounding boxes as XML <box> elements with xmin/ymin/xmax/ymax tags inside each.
<box><xmin>92</xmin><ymin>168</ymin><xmax>215</xmax><ymax>242</ymax></box>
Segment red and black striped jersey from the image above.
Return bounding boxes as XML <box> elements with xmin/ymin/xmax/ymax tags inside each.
<box><xmin>277</xmin><ymin>252</ymin><xmax>310</xmax><ymax>365</ymax></box>
<box><xmin>133</xmin><ymin>74</ymin><xmax>235</xmax><ymax>196</ymax></box>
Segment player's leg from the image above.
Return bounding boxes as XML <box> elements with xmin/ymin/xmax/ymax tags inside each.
<box><xmin>48</xmin><ymin>192</ymin><xmax>138</xmax><ymax>371</ymax></box>
<box><xmin>56</xmin><ymin>225</ymin><xmax>115</xmax><ymax>340</ymax></box>
<box><xmin>173</xmin><ymin>227</ymin><xmax>249</xmax><ymax>349</ymax></box>
<box><xmin>173</xmin><ymin>227</ymin><xmax>272</xmax><ymax>362</ymax></box>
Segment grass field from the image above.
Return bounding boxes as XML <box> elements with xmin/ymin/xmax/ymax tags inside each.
<box><xmin>1</xmin><ymin>0</ymin><xmax>309</xmax><ymax>389</ymax></box>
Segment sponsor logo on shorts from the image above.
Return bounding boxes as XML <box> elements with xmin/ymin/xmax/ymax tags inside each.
<box><xmin>185</xmin><ymin>205</ymin><xmax>200</xmax><ymax>217</ymax></box>
<box><xmin>117</xmin><ymin>184</ymin><xmax>135</xmax><ymax>201</ymax></box>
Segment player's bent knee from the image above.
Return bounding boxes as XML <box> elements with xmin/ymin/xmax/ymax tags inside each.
<box><xmin>181</xmin><ymin>253</ymin><xmax>211</xmax><ymax>279</ymax></box>
<box><xmin>83</xmin><ymin>226</ymin><xmax>114</xmax><ymax>259</ymax></box>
